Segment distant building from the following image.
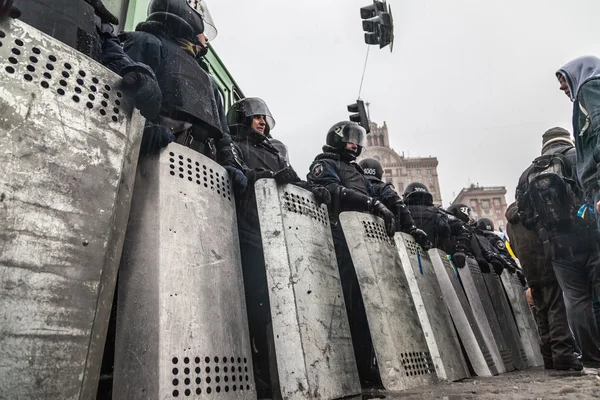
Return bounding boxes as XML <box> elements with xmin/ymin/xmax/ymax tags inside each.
<box><xmin>359</xmin><ymin>121</ymin><xmax>443</xmax><ymax>205</ymax></box>
<box><xmin>452</xmin><ymin>184</ymin><xmax>509</xmax><ymax>230</ymax></box>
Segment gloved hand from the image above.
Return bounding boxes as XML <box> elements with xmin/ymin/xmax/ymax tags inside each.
<box><xmin>370</xmin><ymin>200</ymin><xmax>396</xmax><ymax>237</ymax></box>
<box><xmin>490</xmin><ymin>258</ymin><xmax>505</xmax><ymax>275</ymax></box>
<box><xmin>140</xmin><ymin>123</ymin><xmax>174</xmax><ymax>155</ymax></box>
<box><xmin>121</xmin><ymin>71</ymin><xmax>162</xmax><ymax>120</ymax></box>
<box><xmin>408</xmin><ymin>227</ymin><xmax>431</xmax><ymax>250</ymax></box>
<box><xmin>516</xmin><ymin>270</ymin><xmax>527</xmax><ymax>288</ymax></box>
<box><xmin>247</xmin><ymin>169</ymin><xmax>274</xmax><ymax>184</ymax></box>
<box><xmin>311</xmin><ymin>186</ymin><xmax>331</xmax><ymax>205</ymax></box>
<box><xmin>452</xmin><ymin>252</ymin><xmax>466</xmax><ymax>268</ymax></box>
<box><xmin>0</xmin><ymin>0</ymin><xmax>20</xmax><ymax>18</ymax></box>
<box><xmin>273</xmin><ymin>166</ymin><xmax>300</xmax><ymax>185</ymax></box>
<box><xmin>476</xmin><ymin>258</ymin><xmax>491</xmax><ymax>273</ymax></box>
<box><xmin>85</xmin><ymin>0</ymin><xmax>118</xmax><ymax>24</ymax></box>
<box><xmin>224</xmin><ymin>166</ymin><xmax>247</xmax><ymax>198</ymax></box>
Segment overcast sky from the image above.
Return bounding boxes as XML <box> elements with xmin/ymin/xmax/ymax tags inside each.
<box><xmin>206</xmin><ymin>0</ymin><xmax>600</xmax><ymax>206</ymax></box>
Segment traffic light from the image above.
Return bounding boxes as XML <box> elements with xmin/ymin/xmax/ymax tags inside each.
<box><xmin>347</xmin><ymin>100</ymin><xmax>370</xmax><ymax>133</ymax></box>
<box><xmin>360</xmin><ymin>0</ymin><xmax>394</xmax><ymax>51</ymax></box>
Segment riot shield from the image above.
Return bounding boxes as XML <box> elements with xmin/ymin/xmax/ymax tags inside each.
<box><xmin>482</xmin><ymin>271</ymin><xmax>529</xmax><ymax>370</ymax></box>
<box><xmin>395</xmin><ymin>234</ymin><xmax>469</xmax><ymax>382</ymax></box>
<box><xmin>113</xmin><ymin>146</ymin><xmax>255</xmax><ymax>400</ymax></box>
<box><xmin>457</xmin><ymin>258</ymin><xmax>513</xmax><ymax>373</ymax></box>
<box><xmin>0</xmin><ymin>19</ymin><xmax>144</xmax><ymax>399</ymax></box>
<box><xmin>500</xmin><ymin>271</ymin><xmax>544</xmax><ymax>367</ymax></box>
<box><xmin>339</xmin><ymin>212</ymin><xmax>438</xmax><ymax>391</ymax></box>
<box><xmin>254</xmin><ymin>179</ymin><xmax>361</xmax><ymax>400</ymax></box>
<box><xmin>428</xmin><ymin>250</ymin><xmax>498</xmax><ymax>377</ymax></box>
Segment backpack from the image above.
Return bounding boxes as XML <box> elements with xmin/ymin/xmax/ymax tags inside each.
<box><xmin>521</xmin><ymin>149</ymin><xmax>581</xmax><ymax>230</ymax></box>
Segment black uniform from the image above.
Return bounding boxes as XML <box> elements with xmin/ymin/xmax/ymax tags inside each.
<box><xmin>404</xmin><ymin>196</ymin><xmax>450</xmax><ymax>250</ymax></box>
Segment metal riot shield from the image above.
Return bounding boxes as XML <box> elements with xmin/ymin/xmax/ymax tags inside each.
<box><xmin>254</xmin><ymin>179</ymin><xmax>361</xmax><ymax>400</ymax></box>
<box><xmin>500</xmin><ymin>271</ymin><xmax>544</xmax><ymax>367</ymax></box>
<box><xmin>394</xmin><ymin>234</ymin><xmax>469</xmax><ymax>382</ymax></box>
<box><xmin>428</xmin><ymin>250</ymin><xmax>498</xmax><ymax>377</ymax></box>
<box><xmin>457</xmin><ymin>258</ymin><xmax>513</xmax><ymax>373</ymax></box>
<box><xmin>0</xmin><ymin>19</ymin><xmax>143</xmax><ymax>400</ymax></box>
<box><xmin>482</xmin><ymin>271</ymin><xmax>529</xmax><ymax>370</ymax></box>
<box><xmin>339</xmin><ymin>212</ymin><xmax>438</xmax><ymax>391</ymax></box>
<box><xmin>113</xmin><ymin>145</ymin><xmax>255</xmax><ymax>400</ymax></box>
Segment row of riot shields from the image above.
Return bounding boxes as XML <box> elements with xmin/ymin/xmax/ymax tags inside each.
<box><xmin>0</xmin><ymin>18</ymin><xmax>542</xmax><ymax>400</ymax></box>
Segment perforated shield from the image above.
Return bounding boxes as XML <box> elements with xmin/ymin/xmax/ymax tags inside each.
<box><xmin>395</xmin><ymin>234</ymin><xmax>469</xmax><ymax>382</ymax></box>
<box><xmin>457</xmin><ymin>258</ymin><xmax>511</xmax><ymax>373</ymax></box>
<box><xmin>428</xmin><ymin>250</ymin><xmax>498</xmax><ymax>377</ymax></box>
<box><xmin>481</xmin><ymin>271</ymin><xmax>529</xmax><ymax>370</ymax></box>
<box><xmin>113</xmin><ymin>146</ymin><xmax>255</xmax><ymax>400</ymax></box>
<box><xmin>254</xmin><ymin>179</ymin><xmax>361</xmax><ymax>400</ymax></box>
<box><xmin>500</xmin><ymin>272</ymin><xmax>544</xmax><ymax>367</ymax></box>
<box><xmin>339</xmin><ymin>212</ymin><xmax>438</xmax><ymax>391</ymax></box>
<box><xmin>0</xmin><ymin>19</ymin><xmax>143</xmax><ymax>399</ymax></box>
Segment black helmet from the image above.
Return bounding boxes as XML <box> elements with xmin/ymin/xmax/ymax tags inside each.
<box><xmin>269</xmin><ymin>138</ymin><xmax>289</xmax><ymax>164</ymax></box>
<box><xmin>324</xmin><ymin>121</ymin><xmax>366</xmax><ymax>160</ymax></box>
<box><xmin>148</xmin><ymin>0</ymin><xmax>217</xmax><ymax>39</ymax></box>
<box><xmin>477</xmin><ymin>218</ymin><xmax>495</xmax><ymax>232</ymax></box>
<box><xmin>404</xmin><ymin>182</ymin><xmax>433</xmax><ymax>205</ymax></box>
<box><xmin>227</xmin><ymin>97</ymin><xmax>276</xmax><ymax>137</ymax></box>
<box><xmin>358</xmin><ymin>158</ymin><xmax>383</xmax><ymax>180</ymax></box>
<box><xmin>447</xmin><ymin>203</ymin><xmax>478</xmax><ymax>224</ymax></box>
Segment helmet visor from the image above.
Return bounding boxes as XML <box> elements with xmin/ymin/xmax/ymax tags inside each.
<box><xmin>237</xmin><ymin>97</ymin><xmax>276</xmax><ymax>130</ymax></box>
<box><xmin>339</xmin><ymin>124</ymin><xmax>367</xmax><ymax>148</ymax></box>
<box><xmin>187</xmin><ymin>0</ymin><xmax>218</xmax><ymax>40</ymax></box>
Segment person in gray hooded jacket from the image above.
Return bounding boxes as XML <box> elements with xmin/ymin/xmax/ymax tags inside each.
<box><xmin>556</xmin><ymin>55</ymin><xmax>600</xmax><ymax>231</ymax></box>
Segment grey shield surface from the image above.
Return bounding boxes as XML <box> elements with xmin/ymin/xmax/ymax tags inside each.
<box><xmin>339</xmin><ymin>212</ymin><xmax>438</xmax><ymax>391</ymax></box>
<box><xmin>501</xmin><ymin>271</ymin><xmax>544</xmax><ymax>367</ymax></box>
<box><xmin>457</xmin><ymin>258</ymin><xmax>512</xmax><ymax>373</ymax></box>
<box><xmin>428</xmin><ymin>250</ymin><xmax>498</xmax><ymax>377</ymax></box>
<box><xmin>482</xmin><ymin>271</ymin><xmax>529</xmax><ymax>370</ymax></box>
<box><xmin>113</xmin><ymin>146</ymin><xmax>255</xmax><ymax>400</ymax></box>
<box><xmin>395</xmin><ymin>234</ymin><xmax>469</xmax><ymax>381</ymax></box>
<box><xmin>254</xmin><ymin>179</ymin><xmax>361</xmax><ymax>400</ymax></box>
<box><xmin>0</xmin><ymin>19</ymin><xmax>143</xmax><ymax>400</ymax></box>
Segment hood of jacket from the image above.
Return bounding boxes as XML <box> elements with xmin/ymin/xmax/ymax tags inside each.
<box><xmin>557</xmin><ymin>55</ymin><xmax>600</xmax><ymax>100</ymax></box>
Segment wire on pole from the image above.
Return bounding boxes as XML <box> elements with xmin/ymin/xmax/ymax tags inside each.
<box><xmin>357</xmin><ymin>45</ymin><xmax>371</xmax><ymax>100</ymax></box>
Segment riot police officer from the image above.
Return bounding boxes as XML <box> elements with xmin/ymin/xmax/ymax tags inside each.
<box><xmin>476</xmin><ymin>218</ymin><xmax>519</xmax><ymax>275</ymax></box>
<box><xmin>11</xmin><ymin>0</ymin><xmax>162</xmax><ymax>120</ymax></box>
<box><xmin>358</xmin><ymin>158</ymin><xmax>430</xmax><ymax>248</ymax></box>
<box><xmin>446</xmin><ymin>204</ymin><xmax>493</xmax><ymax>272</ymax></box>
<box><xmin>306</xmin><ymin>121</ymin><xmax>398</xmax><ymax>386</ymax></box>
<box><xmin>227</xmin><ymin>97</ymin><xmax>329</xmax><ymax>396</ymax></box>
<box><xmin>121</xmin><ymin>0</ymin><xmax>240</xmax><ymax>166</ymax></box>
<box><xmin>403</xmin><ymin>182</ymin><xmax>450</xmax><ymax>249</ymax></box>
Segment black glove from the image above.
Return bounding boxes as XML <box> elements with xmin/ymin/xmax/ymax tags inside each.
<box><xmin>121</xmin><ymin>71</ymin><xmax>162</xmax><ymax>120</ymax></box>
<box><xmin>408</xmin><ymin>227</ymin><xmax>431</xmax><ymax>250</ymax></box>
<box><xmin>0</xmin><ymin>0</ymin><xmax>20</xmax><ymax>18</ymax></box>
<box><xmin>370</xmin><ymin>200</ymin><xmax>397</xmax><ymax>237</ymax></box>
<box><xmin>247</xmin><ymin>169</ymin><xmax>274</xmax><ymax>184</ymax></box>
<box><xmin>85</xmin><ymin>0</ymin><xmax>118</xmax><ymax>24</ymax></box>
<box><xmin>516</xmin><ymin>270</ymin><xmax>527</xmax><ymax>288</ymax></box>
<box><xmin>224</xmin><ymin>166</ymin><xmax>247</xmax><ymax>198</ymax></box>
<box><xmin>451</xmin><ymin>252</ymin><xmax>466</xmax><ymax>268</ymax></box>
<box><xmin>311</xmin><ymin>186</ymin><xmax>331</xmax><ymax>205</ymax></box>
<box><xmin>490</xmin><ymin>258</ymin><xmax>505</xmax><ymax>275</ymax></box>
<box><xmin>140</xmin><ymin>123</ymin><xmax>174</xmax><ymax>155</ymax></box>
<box><xmin>273</xmin><ymin>166</ymin><xmax>300</xmax><ymax>185</ymax></box>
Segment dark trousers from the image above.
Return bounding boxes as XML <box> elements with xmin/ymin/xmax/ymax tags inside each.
<box><xmin>550</xmin><ymin>229</ymin><xmax>600</xmax><ymax>367</ymax></box>
<box><xmin>330</xmin><ymin>222</ymin><xmax>380</xmax><ymax>386</ymax></box>
<box><xmin>530</xmin><ymin>281</ymin><xmax>578</xmax><ymax>367</ymax></box>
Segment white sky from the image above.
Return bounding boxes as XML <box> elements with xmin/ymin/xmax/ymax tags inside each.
<box><xmin>207</xmin><ymin>0</ymin><xmax>600</xmax><ymax>206</ymax></box>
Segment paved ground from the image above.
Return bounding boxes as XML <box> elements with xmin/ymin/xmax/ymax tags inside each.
<box><xmin>364</xmin><ymin>368</ymin><xmax>600</xmax><ymax>399</ymax></box>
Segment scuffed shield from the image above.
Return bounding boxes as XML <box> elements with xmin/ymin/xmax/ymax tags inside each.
<box><xmin>339</xmin><ymin>212</ymin><xmax>438</xmax><ymax>391</ymax></box>
<box><xmin>457</xmin><ymin>258</ymin><xmax>512</xmax><ymax>373</ymax></box>
<box><xmin>395</xmin><ymin>234</ymin><xmax>469</xmax><ymax>381</ymax></box>
<box><xmin>500</xmin><ymin>271</ymin><xmax>544</xmax><ymax>367</ymax></box>
<box><xmin>428</xmin><ymin>250</ymin><xmax>498</xmax><ymax>377</ymax></box>
<box><xmin>0</xmin><ymin>19</ymin><xmax>143</xmax><ymax>399</ymax></box>
<box><xmin>113</xmin><ymin>145</ymin><xmax>255</xmax><ymax>399</ymax></box>
<box><xmin>481</xmin><ymin>271</ymin><xmax>529</xmax><ymax>370</ymax></box>
<box><xmin>254</xmin><ymin>179</ymin><xmax>361</xmax><ymax>400</ymax></box>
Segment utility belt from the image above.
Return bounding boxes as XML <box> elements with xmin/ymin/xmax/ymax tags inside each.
<box><xmin>158</xmin><ymin>116</ymin><xmax>218</xmax><ymax>161</ymax></box>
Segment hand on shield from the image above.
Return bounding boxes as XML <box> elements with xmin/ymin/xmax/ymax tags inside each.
<box><xmin>273</xmin><ymin>166</ymin><xmax>300</xmax><ymax>185</ymax></box>
<box><xmin>311</xmin><ymin>186</ymin><xmax>331</xmax><ymax>206</ymax></box>
<box><xmin>408</xmin><ymin>227</ymin><xmax>431</xmax><ymax>250</ymax></box>
<box><xmin>140</xmin><ymin>123</ymin><xmax>174</xmax><ymax>155</ymax></box>
<box><xmin>224</xmin><ymin>166</ymin><xmax>248</xmax><ymax>198</ymax></box>
<box><xmin>451</xmin><ymin>252</ymin><xmax>466</xmax><ymax>268</ymax></box>
<box><xmin>0</xmin><ymin>0</ymin><xmax>20</xmax><ymax>19</ymax></box>
<box><xmin>371</xmin><ymin>200</ymin><xmax>396</xmax><ymax>237</ymax></box>
<box><xmin>121</xmin><ymin>71</ymin><xmax>162</xmax><ymax>120</ymax></box>
<box><xmin>525</xmin><ymin>287</ymin><xmax>534</xmax><ymax>307</ymax></box>
<box><xmin>85</xmin><ymin>0</ymin><xmax>119</xmax><ymax>24</ymax></box>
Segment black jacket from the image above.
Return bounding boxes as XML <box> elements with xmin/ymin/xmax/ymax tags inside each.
<box><xmin>364</xmin><ymin>175</ymin><xmax>416</xmax><ymax>232</ymax></box>
<box><xmin>405</xmin><ymin>201</ymin><xmax>450</xmax><ymax>249</ymax></box>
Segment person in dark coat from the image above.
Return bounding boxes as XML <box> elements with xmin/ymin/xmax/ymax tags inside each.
<box><xmin>227</xmin><ymin>97</ymin><xmax>329</xmax><ymax>397</ymax></box>
<box><xmin>506</xmin><ymin>202</ymin><xmax>581</xmax><ymax>371</ymax></box>
<box><xmin>402</xmin><ymin>182</ymin><xmax>450</xmax><ymax>250</ymax></box>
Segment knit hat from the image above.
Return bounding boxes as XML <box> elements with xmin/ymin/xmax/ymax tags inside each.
<box><xmin>541</xmin><ymin>127</ymin><xmax>574</xmax><ymax>153</ymax></box>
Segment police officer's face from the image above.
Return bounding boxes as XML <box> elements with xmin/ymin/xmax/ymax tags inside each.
<box><xmin>197</xmin><ymin>33</ymin><xmax>208</xmax><ymax>47</ymax></box>
<box><xmin>557</xmin><ymin>74</ymin><xmax>571</xmax><ymax>99</ymax></box>
<box><xmin>252</xmin><ymin>115</ymin><xmax>267</xmax><ymax>135</ymax></box>
<box><xmin>345</xmin><ymin>141</ymin><xmax>358</xmax><ymax>153</ymax></box>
